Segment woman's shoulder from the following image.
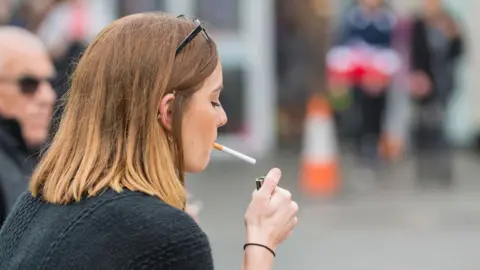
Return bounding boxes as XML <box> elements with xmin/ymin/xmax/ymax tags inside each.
<box><xmin>83</xmin><ymin>190</ymin><xmax>214</xmax><ymax>268</ymax></box>
<box><xmin>96</xmin><ymin>189</ymin><xmax>200</xmax><ymax>232</ymax></box>
<box><xmin>1</xmin><ymin>190</ymin><xmax>213</xmax><ymax>269</ymax></box>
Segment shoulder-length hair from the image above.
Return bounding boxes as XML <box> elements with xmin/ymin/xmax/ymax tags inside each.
<box><xmin>30</xmin><ymin>12</ymin><xmax>218</xmax><ymax>210</ymax></box>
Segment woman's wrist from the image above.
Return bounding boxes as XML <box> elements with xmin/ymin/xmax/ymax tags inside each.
<box><xmin>242</xmin><ymin>242</ymin><xmax>276</xmax><ymax>270</ymax></box>
<box><xmin>244</xmin><ymin>243</ymin><xmax>275</xmax><ymax>257</ymax></box>
<box><xmin>245</xmin><ymin>229</ymin><xmax>276</xmax><ymax>252</ymax></box>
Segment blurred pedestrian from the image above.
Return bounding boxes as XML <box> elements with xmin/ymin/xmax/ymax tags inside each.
<box><xmin>0</xmin><ymin>0</ymin><xmax>12</xmax><ymax>25</ymax></box>
<box><xmin>275</xmin><ymin>0</ymin><xmax>328</xmax><ymax>147</ymax></box>
<box><xmin>0</xmin><ymin>13</ymin><xmax>298</xmax><ymax>269</ymax></box>
<box><xmin>410</xmin><ymin>0</ymin><xmax>464</xmax><ymax>186</ymax></box>
<box><xmin>8</xmin><ymin>0</ymin><xmax>68</xmax><ymax>32</ymax></box>
<box><xmin>7</xmin><ymin>0</ymin><xmax>87</xmax><ymax>137</ymax></box>
<box><xmin>0</xmin><ymin>26</ymin><xmax>56</xmax><ymax>227</ymax></box>
<box><xmin>335</xmin><ymin>0</ymin><xmax>397</xmax><ymax>164</ymax></box>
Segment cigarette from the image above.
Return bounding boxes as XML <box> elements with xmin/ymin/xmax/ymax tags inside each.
<box><xmin>213</xmin><ymin>142</ymin><xmax>256</xmax><ymax>165</ymax></box>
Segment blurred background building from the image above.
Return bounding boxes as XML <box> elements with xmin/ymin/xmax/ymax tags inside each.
<box><xmin>8</xmin><ymin>0</ymin><xmax>478</xmax><ymax>156</ymax></box>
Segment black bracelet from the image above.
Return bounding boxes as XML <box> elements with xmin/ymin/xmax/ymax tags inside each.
<box><xmin>243</xmin><ymin>243</ymin><xmax>276</xmax><ymax>257</ymax></box>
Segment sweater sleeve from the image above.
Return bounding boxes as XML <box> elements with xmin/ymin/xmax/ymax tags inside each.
<box><xmin>129</xmin><ymin>209</ymin><xmax>214</xmax><ymax>270</ymax></box>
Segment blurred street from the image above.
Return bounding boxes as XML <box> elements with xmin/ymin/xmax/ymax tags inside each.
<box><xmin>188</xmin><ymin>151</ymin><xmax>480</xmax><ymax>270</ymax></box>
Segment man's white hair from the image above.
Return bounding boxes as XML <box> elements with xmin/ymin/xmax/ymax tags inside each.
<box><xmin>0</xmin><ymin>26</ymin><xmax>47</xmax><ymax>69</ymax></box>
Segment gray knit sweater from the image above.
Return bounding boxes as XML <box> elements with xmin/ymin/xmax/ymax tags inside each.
<box><xmin>0</xmin><ymin>189</ymin><xmax>214</xmax><ymax>269</ymax></box>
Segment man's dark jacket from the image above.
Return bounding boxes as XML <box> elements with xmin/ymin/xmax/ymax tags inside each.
<box><xmin>0</xmin><ymin>117</ymin><xmax>39</xmax><ymax>227</ymax></box>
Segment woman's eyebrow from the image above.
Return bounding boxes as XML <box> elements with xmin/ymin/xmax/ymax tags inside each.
<box><xmin>212</xmin><ymin>85</ymin><xmax>223</xmax><ymax>93</ymax></box>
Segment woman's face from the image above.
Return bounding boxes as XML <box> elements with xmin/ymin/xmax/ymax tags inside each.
<box><xmin>181</xmin><ymin>61</ymin><xmax>227</xmax><ymax>173</ymax></box>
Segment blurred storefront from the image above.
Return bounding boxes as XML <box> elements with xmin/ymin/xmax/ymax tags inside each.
<box><xmin>37</xmin><ymin>0</ymin><xmax>480</xmax><ymax>157</ymax></box>
<box><xmin>46</xmin><ymin>0</ymin><xmax>277</xmax><ymax>160</ymax></box>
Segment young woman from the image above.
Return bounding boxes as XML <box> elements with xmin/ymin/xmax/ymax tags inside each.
<box><xmin>0</xmin><ymin>13</ymin><xmax>298</xmax><ymax>269</ymax></box>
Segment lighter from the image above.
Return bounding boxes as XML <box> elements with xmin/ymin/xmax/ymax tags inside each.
<box><xmin>255</xmin><ymin>177</ymin><xmax>265</xmax><ymax>190</ymax></box>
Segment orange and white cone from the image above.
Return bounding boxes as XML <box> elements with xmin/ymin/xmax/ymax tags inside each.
<box><xmin>300</xmin><ymin>94</ymin><xmax>339</xmax><ymax>196</ymax></box>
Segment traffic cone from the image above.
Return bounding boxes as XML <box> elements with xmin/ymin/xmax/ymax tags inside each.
<box><xmin>300</xmin><ymin>94</ymin><xmax>339</xmax><ymax>196</ymax></box>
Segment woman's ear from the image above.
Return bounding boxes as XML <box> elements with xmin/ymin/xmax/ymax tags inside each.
<box><xmin>158</xmin><ymin>93</ymin><xmax>176</xmax><ymax>132</ymax></box>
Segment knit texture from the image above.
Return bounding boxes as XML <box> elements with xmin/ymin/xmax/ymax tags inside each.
<box><xmin>0</xmin><ymin>189</ymin><xmax>214</xmax><ymax>270</ymax></box>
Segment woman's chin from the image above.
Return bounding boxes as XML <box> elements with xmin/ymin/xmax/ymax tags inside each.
<box><xmin>184</xmin><ymin>156</ymin><xmax>210</xmax><ymax>173</ymax></box>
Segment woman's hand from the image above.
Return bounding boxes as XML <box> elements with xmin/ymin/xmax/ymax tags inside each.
<box><xmin>243</xmin><ymin>168</ymin><xmax>299</xmax><ymax>251</ymax></box>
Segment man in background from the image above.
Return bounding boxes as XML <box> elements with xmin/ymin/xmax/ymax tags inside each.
<box><xmin>0</xmin><ymin>26</ymin><xmax>56</xmax><ymax>226</ymax></box>
<box><xmin>410</xmin><ymin>0</ymin><xmax>464</xmax><ymax>186</ymax></box>
<box><xmin>275</xmin><ymin>0</ymin><xmax>330</xmax><ymax>148</ymax></box>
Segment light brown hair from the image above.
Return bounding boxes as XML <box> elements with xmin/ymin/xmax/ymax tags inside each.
<box><xmin>30</xmin><ymin>12</ymin><xmax>218</xmax><ymax>210</ymax></box>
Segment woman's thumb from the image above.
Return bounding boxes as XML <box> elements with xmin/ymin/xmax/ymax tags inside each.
<box><xmin>258</xmin><ymin>168</ymin><xmax>281</xmax><ymax>197</ymax></box>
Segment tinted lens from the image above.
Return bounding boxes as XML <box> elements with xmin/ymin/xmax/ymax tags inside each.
<box><xmin>19</xmin><ymin>77</ymin><xmax>40</xmax><ymax>94</ymax></box>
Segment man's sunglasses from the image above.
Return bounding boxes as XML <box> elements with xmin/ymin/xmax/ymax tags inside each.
<box><xmin>175</xmin><ymin>14</ymin><xmax>211</xmax><ymax>56</ymax></box>
<box><xmin>0</xmin><ymin>76</ymin><xmax>56</xmax><ymax>95</ymax></box>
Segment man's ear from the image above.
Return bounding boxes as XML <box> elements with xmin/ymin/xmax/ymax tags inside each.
<box><xmin>158</xmin><ymin>93</ymin><xmax>175</xmax><ymax>132</ymax></box>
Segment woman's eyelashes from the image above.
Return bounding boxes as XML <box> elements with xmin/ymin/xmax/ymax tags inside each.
<box><xmin>211</xmin><ymin>101</ymin><xmax>221</xmax><ymax>108</ymax></box>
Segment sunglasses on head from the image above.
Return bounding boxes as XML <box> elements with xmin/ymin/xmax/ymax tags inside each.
<box><xmin>0</xmin><ymin>76</ymin><xmax>56</xmax><ymax>95</ymax></box>
<box><xmin>175</xmin><ymin>14</ymin><xmax>211</xmax><ymax>56</ymax></box>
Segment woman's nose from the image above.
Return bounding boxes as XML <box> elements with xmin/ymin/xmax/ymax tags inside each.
<box><xmin>217</xmin><ymin>108</ymin><xmax>228</xmax><ymax>127</ymax></box>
